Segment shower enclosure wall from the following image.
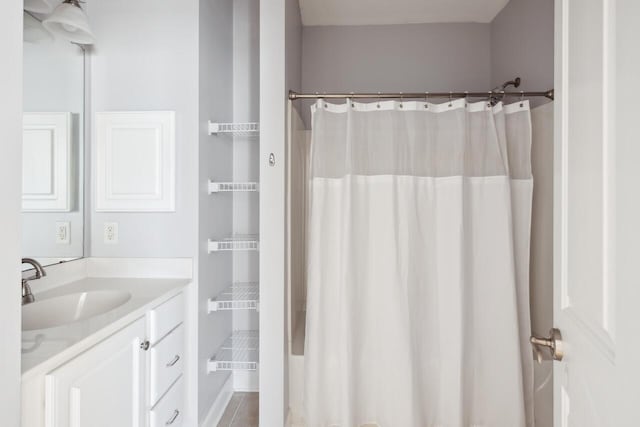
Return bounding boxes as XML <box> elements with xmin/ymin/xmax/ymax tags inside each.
<box><xmin>285</xmin><ymin>2</ymin><xmax>555</xmax><ymax>424</ymax></box>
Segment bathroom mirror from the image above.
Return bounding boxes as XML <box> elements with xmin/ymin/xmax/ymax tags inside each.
<box><xmin>22</xmin><ymin>11</ymin><xmax>85</xmax><ymax>267</ymax></box>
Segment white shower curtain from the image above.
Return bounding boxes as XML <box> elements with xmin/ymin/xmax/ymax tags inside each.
<box><xmin>304</xmin><ymin>98</ymin><xmax>534</xmax><ymax>427</ymax></box>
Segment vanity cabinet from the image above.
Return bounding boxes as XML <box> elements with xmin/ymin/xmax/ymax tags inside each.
<box><xmin>33</xmin><ymin>291</ymin><xmax>186</xmax><ymax>427</ymax></box>
<box><xmin>45</xmin><ymin>317</ymin><xmax>146</xmax><ymax>426</ymax></box>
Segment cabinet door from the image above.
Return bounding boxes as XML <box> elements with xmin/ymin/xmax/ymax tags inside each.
<box><xmin>45</xmin><ymin>318</ymin><xmax>146</xmax><ymax>427</ymax></box>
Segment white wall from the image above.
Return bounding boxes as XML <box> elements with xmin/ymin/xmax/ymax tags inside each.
<box><xmin>22</xmin><ymin>38</ymin><xmax>85</xmax><ymax>262</ymax></box>
<box><xmin>198</xmin><ymin>0</ymin><xmax>235</xmax><ymax>422</ymax></box>
<box><xmin>0</xmin><ymin>2</ymin><xmax>24</xmax><ymax>426</ymax></box>
<box><xmin>260</xmin><ymin>0</ymin><xmax>302</xmax><ymax>423</ymax></box>
<box><xmin>88</xmin><ymin>0</ymin><xmax>199</xmax><ymax>258</ymax></box>
<box><xmin>614</xmin><ymin>1</ymin><xmax>640</xmax><ymax>422</ymax></box>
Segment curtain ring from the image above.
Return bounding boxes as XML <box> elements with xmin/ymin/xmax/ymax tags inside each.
<box><xmin>424</xmin><ymin>92</ymin><xmax>429</xmax><ymax>109</ymax></box>
<box><xmin>487</xmin><ymin>91</ymin><xmax>493</xmax><ymax>107</ymax></box>
<box><xmin>350</xmin><ymin>92</ymin><xmax>355</xmax><ymax>108</ymax></box>
<box><xmin>464</xmin><ymin>91</ymin><xmax>469</xmax><ymax>107</ymax></box>
<box><xmin>520</xmin><ymin>91</ymin><xmax>525</xmax><ymax>107</ymax></box>
<box><xmin>448</xmin><ymin>91</ymin><xmax>453</xmax><ymax>107</ymax></box>
<box><xmin>377</xmin><ymin>91</ymin><xmax>381</xmax><ymax>109</ymax></box>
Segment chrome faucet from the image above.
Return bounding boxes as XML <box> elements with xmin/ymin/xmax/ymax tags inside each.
<box><xmin>22</xmin><ymin>258</ymin><xmax>46</xmax><ymax>305</ymax></box>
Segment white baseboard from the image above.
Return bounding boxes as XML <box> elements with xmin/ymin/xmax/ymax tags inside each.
<box><xmin>233</xmin><ymin>369</ymin><xmax>259</xmax><ymax>392</ymax></box>
<box><xmin>201</xmin><ymin>374</ymin><xmax>234</xmax><ymax>427</ymax></box>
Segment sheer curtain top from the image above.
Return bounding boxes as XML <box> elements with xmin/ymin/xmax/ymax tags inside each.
<box><xmin>310</xmin><ymin>98</ymin><xmax>532</xmax><ymax>180</ymax></box>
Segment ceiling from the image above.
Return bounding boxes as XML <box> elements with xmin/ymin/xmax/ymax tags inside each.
<box><xmin>298</xmin><ymin>0</ymin><xmax>511</xmax><ymax>26</ymax></box>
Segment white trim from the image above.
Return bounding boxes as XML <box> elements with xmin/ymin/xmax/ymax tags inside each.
<box><xmin>200</xmin><ymin>374</ymin><xmax>234</xmax><ymax>427</ymax></box>
<box><xmin>233</xmin><ymin>369</ymin><xmax>260</xmax><ymax>392</ymax></box>
<box><xmin>86</xmin><ymin>258</ymin><xmax>193</xmax><ymax>279</ymax></box>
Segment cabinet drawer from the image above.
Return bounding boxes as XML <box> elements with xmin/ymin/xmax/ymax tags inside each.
<box><xmin>150</xmin><ymin>377</ymin><xmax>184</xmax><ymax>427</ymax></box>
<box><xmin>149</xmin><ymin>292</ymin><xmax>184</xmax><ymax>343</ymax></box>
<box><xmin>150</xmin><ymin>325</ymin><xmax>184</xmax><ymax>405</ymax></box>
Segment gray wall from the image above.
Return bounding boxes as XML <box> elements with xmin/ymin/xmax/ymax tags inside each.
<box><xmin>300</xmin><ymin>23</ymin><xmax>492</xmax><ymax>125</ymax></box>
<box><xmin>0</xmin><ymin>2</ymin><xmax>23</xmax><ymax>426</ymax></box>
<box><xmin>491</xmin><ymin>0</ymin><xmax>554</xmax><ymax>107</ymax></box>
<box><xmin>88</xmin><ymin>0</ymin><xmax>199</xmax><ymax>258</ymax></box>
<box><xmin>232</xmin><ymin>0</ymin><xmax>260</xmax><ymax>393</ymax></box>
<box><xmin>198</xmin><ymin>0</ymin><xmax>235</xmax><ymax>422</ymax></box>
<box><xmin>284</xmin><ymin>0</ymin><xmax>302</xmax><ymax>416</ymax></box>
<box><xmin>286</xmin><ymin>0</ymin><xmax>303</xmax><ymax>94</ymax></box>
<box><xmin>491</xmin><ymin>1</ymin><xmax>555</xmax><ymax>426</ymax></box>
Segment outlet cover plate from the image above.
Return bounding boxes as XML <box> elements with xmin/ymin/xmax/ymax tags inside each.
<box><xmin>104</xmin><ymin>222</ymin><xmax>118</xmax><ymax>244</ymax></box>
<box><xmin>55</xmin><ymin>221</ymin><xmax>70</xmax><ymax>244</ymax></box>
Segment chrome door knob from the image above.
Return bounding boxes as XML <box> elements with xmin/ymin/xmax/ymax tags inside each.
<box><xmin>530</xmin><ymin>328</ymin><xmax>564</xmax><ymax>363</ymax></box>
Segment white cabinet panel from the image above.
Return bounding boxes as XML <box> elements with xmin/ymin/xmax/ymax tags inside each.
<box><xmin>149</xmin><ymin>377</ymin><xmax>184</xmax><ymax>427</ymax></box>
<box><xmin>22</xmin><ymin>112</ymin><xmax>72</xmax><ymax>212</ymax></box>
<box><xmin>148</xmin><ymin>293</ymin><xmax>184</xmax><ymax>344</ymax></box>
<box><xmin>149</xmin><ymin>325</ymin><xmax>184</xmax><ymax>406</ymax></box>
<box><xmin>94</xmin><ymin>111</ymin><xmax>175</xmax><ymax>212</ymax></box>
<box><xmin>44</xmin><ymin>317</ymin><xmax>146</xmax><ymax>427</ymax></box>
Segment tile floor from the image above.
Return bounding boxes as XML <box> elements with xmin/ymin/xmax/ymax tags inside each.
<box><xmin>217</xmin><ymin>392</ymin><xmax>259</xmax><ymax>427</ymax></box>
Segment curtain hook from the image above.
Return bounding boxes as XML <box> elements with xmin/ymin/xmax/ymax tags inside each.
<box><xmin>487</xmin><ymin>91</ymin><xmax>493</xmax><ymax>108</ymax></box>
<box><xmin>520</xmin><ymin>91</ymin><xmax>525</xmax><ymax>107</ymax></box>
<box><xmin>350</xmin><ymin>91</ymin><xmax>355</xmax><ymax>108</ymax></box>
<box><xmin>399</xmin><ymin>92</ymin><xmax>404</xmax><ymax>109</ymax></box>
<box><xmin>424</xmin><ymin>92</ymin><xmax>429</xmax><ymax>109</ymax></box>
<box><xmin>377</xmin><ymin>91</ymin><xmax>381</xmax><ymax>109</ymax></box>
<box><xmin>323</xmin><ymin>91</ymin><xmax>328</xmax><ymax>109</ymax></box>
<box><xmin>449</xmin><ymin>91</ymin><xmax>453</xmax><ymax>107</ymax></box>
<box><xmin>464</xmin><ymin>91</ymin><xmax>469</xmax><ymax>107</ymax></box>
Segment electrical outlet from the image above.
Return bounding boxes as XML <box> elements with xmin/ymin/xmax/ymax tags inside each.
<box><xmin>104</xmin><ymin>222</ymin><xmax>118</xmax><ymax>244</ymax></box>
<box><xmin>56</xmin><ymin>222</ymin><xmax>70</xmax><ymax>244</ymax></box>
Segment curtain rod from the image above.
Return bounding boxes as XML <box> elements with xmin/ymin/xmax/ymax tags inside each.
<box><xmin>288</xmin><ymin>89</ymin><xmax>555</xmax><ymax>101</ymax></box>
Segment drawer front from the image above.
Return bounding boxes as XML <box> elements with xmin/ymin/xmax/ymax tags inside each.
<box><xmin>150</xmin><ymin>325</ymin><xmax>184</xmax><ymax>405</ymax></box>
<box><xmin>149</xmin><ymin>292</ymin><xmax>184</xmax><ymax>343</ymax></box>
<box><xmin>150</xmin><ymin>377</ymin><xmax>183</xmax><ymax>427</ymax></box>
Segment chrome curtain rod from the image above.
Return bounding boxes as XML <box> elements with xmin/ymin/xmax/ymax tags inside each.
<box><xmin>288</xmin><ymin>89</ymin><xmax>555</xmax><ymax>101</ymax></box>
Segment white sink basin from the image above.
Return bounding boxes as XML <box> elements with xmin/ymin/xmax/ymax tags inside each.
<box><xmin>22</xmin><ymin>290</ymin><xmax>132</xmax><ymax>331</ymax></box>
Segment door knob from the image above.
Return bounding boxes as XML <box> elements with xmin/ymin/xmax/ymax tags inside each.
<box><xmin>530</xmin><ymin>328</ymin><xmax>564</xmax><ymax>363</ymax></box>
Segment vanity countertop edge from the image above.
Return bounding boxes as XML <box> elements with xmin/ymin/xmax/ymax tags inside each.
<box><xmin>21</xmin><ymin>276</ymin><xmax>190</xmax><ymax>381</ymax></box>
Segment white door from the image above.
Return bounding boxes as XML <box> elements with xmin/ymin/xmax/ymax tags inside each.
<box><xmin>44</xmin><ymin>318</ymin><xmax>146</xmax><ymax>427</ymax></box>
<box><xmin>553</xmin><ymin>0</ymin><xmax>640</xmax><ymax>426</ymax></box>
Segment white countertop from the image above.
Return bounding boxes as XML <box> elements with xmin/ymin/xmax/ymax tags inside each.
<box><xmin>21</xmin><ymin>277</ymin><xmax>189</xmax><ymax>380</ymax></box>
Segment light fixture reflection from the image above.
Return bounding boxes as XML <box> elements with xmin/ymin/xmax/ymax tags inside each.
<box><xmin>42</xmin><ymin>0</ymin><xmax>94</xmax><ymax>45</ymax></box>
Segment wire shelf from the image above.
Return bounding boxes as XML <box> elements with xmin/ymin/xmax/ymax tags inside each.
<box><xmin>208</xmin><ymin>282</ymin><xmax>259</xmax><ymax>312</ymax></box>
<box><xmin>207</xmin><ymin>181</ymin><xmax>259</xmax><ymax>194</ymax></box>
<box><xmin>207</xmin><ymin>235</ymin><xmax>259</xmax><ymax>253</ymax></box>
<box><xmin>207</xmin><ymin>121</ymin><xmax>259</xmax><ymax>136</ymax></box>
<box><xmin>207</xmin><ymin>330</ymin><xmax>259</xmax><ymax>372</ymax></box>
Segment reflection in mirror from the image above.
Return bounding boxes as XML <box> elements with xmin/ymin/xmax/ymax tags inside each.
<box><xmin>22</xmin><ymin>10</ymin><xmax>84</xmax><ymax>268</ymax></box>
